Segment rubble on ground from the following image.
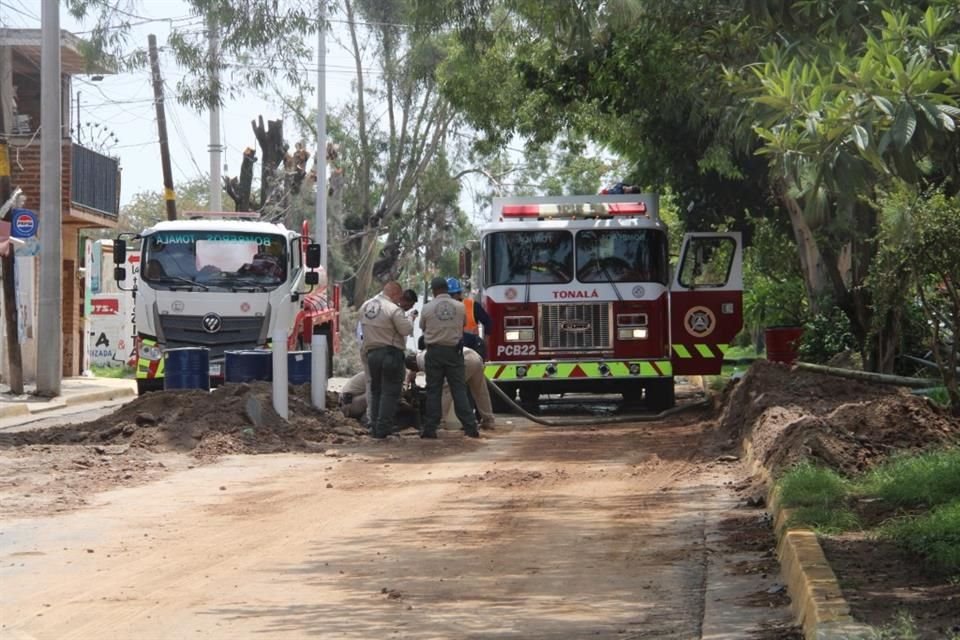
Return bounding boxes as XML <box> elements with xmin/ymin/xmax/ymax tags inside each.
<box><xmin>717</xmin><ymin>359</ymin><xmax>960</xmax><ymax>478</ymax></box>
<box><xmin>0</xmin><ymin>382</ymin><xmax>368</xmax><ymax>459</ymax></box>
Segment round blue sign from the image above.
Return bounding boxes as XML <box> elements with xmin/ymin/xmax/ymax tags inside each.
<box><xmin>11</xmin><ymin>209</ymin><xmax>37</xmax><ymax>239</ymax></box>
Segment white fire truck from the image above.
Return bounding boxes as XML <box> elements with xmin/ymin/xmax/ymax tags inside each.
<box><xmin>113</xmin><ymin>214</ymin><xmax>338</xmax><ymax>395</ymax></box>
<box><xmin>476</xmin><ymin>194</ymin><xmax>743</xmax><ymax>410</ymax></box>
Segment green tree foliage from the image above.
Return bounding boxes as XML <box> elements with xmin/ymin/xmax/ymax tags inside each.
<box><xmin>872</xmin><ymin>184</ymin><xmax>960</xmax><ymax>414</ymax></box>
<box><xmin>734</xmin><ymin>3</ymin><xmax>960</xmax><ymax>372</ymax></box>
<box><xmin>742</xmin><ymin>216</ymin><xmax>808</xmax><ymax>349</ymax></box>
<box><xmin>117</xmin><ymin>177</ymin><xmax>212</xmax><ymax>232</ymax></box>
<box><xmin>66</xmin><ymin>0</ymin><xmax>317</xmax><ymax>109</ymax></box>
<box><xmin>428</xmin><ymin>0</ymin><xmax>960</xmax><ymax>373</ymax></box>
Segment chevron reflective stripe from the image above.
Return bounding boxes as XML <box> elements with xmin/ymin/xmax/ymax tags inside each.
<box><xmin>485</xmin><ymin>360</ymin><xmax>674</xmax><ymax>380</ymax></box>
<box><xmin>135</xmin><ymin>338</ymin><xmax>164</xmax><ymax>380</ymax></box>
<box><xmin>673</xmin><ymin>343</ymin><xmax>728</xmax><ymax>359</ymax></box>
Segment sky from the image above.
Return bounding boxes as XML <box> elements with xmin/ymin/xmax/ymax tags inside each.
<box><xmin>2</xmin><ymin>0</ymin><xmax>358</xmax><ymax>210</ymax></box>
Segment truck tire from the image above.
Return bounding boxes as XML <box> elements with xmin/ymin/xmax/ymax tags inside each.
<box><xmin>137</xmin><ymin>378</ymin><xmax>164</xmax><ymax>395</ymax></box>
<box><xmin>646</xmin><ymin>377</ymin><xmax>675</xmax><ymax>412</ymax></box>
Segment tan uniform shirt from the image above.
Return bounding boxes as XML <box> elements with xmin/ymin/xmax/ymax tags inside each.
<box><xmin>419</xmin><ymin>293</ymin><xmax>465</xmax><ymax>347</ymax></box>
<box><xmin>359</xmin><ymin>292</ymin><xmax>412</xmax><ymax>353</ymax></box>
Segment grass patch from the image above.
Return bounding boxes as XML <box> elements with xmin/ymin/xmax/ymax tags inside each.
<box><xmin>879</xmin><ymin>500</ymin><xmax>960</xmax><ymax>572</ymax></box>
<box><xmin>775</xmin><ymin>449</ymin><xmax>960</xmax><ymax>573</ymax></box>
<box><xmin>90</xmin><ymin>365</ymin><xmax>135</xmax><ymax>379</ymax></box>
<box><xmin>785</xmin><ymin>505</ymin><xmax>860</xmax><ymax>533</ymax></box>
<box><xmin>859</xmin><ymin>448</ymin><xmax>960</xmax><ymax>508</ymax></box>
<box><xmin>778</xmin><ymin>462</ymin><xmax>848</xmax><ymax>508</ymax></box>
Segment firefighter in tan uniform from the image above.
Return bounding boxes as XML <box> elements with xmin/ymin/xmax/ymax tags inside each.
<box><xmin>358</xmin><ymin>281</ymin><xmax>413</xmax><ymax>438</ymax></box>
<box><xmin>418</xmin><ymin>277</ymin><xmax>480</xmax><ymax>438</ymax></box>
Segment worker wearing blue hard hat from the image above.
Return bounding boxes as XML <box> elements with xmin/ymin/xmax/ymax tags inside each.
<box><xmin>447</xmin><ymin>276</ymin><xmax>493</xmax><ymax>365</ymax></box>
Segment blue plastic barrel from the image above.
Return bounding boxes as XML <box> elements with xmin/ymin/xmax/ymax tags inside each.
<box><xmin>225</xmin><ymin>350</ymin><xmax>273</xmax><ymax>383</ymax></box>
<box><xmin>288</xmin><ymin>350</ymin><xmax>312</xmax><ymax>385</ymax></box>
<box><xmin>164</xmin><ymin>347</ymin><xmax>210</xmax><ymax>390</ymax></box>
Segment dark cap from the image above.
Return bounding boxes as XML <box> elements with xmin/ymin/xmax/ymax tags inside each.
<box><xmin>430</xmin><ymin>276</ymin><xmax>448</xmax><ymax>291</ymax></box>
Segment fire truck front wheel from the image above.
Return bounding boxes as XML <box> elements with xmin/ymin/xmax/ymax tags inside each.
<box><xmin>490</xmin><ymin>383</ymin><xmax>518</xmax><ymax>413</ymax></box>
<box><xmin>645</xmin><ymin>378</ymin><xmax>676</xmax><ymax>412</ymax></box>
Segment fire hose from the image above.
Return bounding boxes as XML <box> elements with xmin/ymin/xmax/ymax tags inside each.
<box><xmin>484</xmin><ymin>379</ymin><xmax>712</xmax><ymax>426</ymax></box>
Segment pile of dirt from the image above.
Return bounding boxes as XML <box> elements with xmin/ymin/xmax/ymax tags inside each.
<box><xmin>0</xmin><ymin>382</ymin><xmax>368</xmax><ymax>458</ymax></box>
<box><xmin>718</xmin><ymin>359</ymin><xmax>960</xmax><ymax>478</ymax></box>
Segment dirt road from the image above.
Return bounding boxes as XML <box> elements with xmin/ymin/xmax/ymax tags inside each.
<box><xmin>1</xmin><ymin>405</ymin><xmax>796</xmax><ymax>639</ymax></box>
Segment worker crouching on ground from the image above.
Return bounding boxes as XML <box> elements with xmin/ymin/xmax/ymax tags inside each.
<box><xmin>339</xmin><ymin>372</ymin><xmax>368</xmax><ymax>420</ymax></box>
<box><xmin>358</xmin><ymin>281</ymin><xmax>413</xmax><ymax>439</ymax></box>
<box><xmin>418</xmin><ymin>277</ymin><xmax>480</xmax><ymax>439</ymax></box>
<box><xmin>405</xmin><ymin>343</ymin><xmax>495</xmax><ymax>431</ymax></box>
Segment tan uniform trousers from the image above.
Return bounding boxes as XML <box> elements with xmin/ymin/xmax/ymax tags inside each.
<box><xmin>442</xmin><ymin>348</ymin><xmax>495</xmax><ymax>428</ymax></box>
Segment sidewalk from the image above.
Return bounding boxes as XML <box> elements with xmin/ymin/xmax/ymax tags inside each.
<box><xmin>0</xmin><ymin>377</ymin><xmax>137</xmax><ymax>419</ymax></box>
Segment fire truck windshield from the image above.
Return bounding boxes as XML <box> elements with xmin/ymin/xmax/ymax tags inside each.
<box><xmin>575</xmin><ymin>229</ymin><xmax>669</xmax><ymax>284</ymax></box>
<box><xmin>141</xmin><ymin>231</ymin><xmax>288</xmax><ymax>291</ymax></box>
<box><xmin>485</xmin><ymin>230</ymin><xmax>573</xmax><ymax>285</ymax></box>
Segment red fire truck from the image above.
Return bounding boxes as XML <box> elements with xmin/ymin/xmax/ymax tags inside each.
<box><xmin>476</xmin><ymin>194</ymin><xmax>743</xmax><ymax>410</ymax></box>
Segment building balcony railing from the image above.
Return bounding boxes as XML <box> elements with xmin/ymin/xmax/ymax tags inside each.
<box><xmin>71</xmin><ymin>144</ymin><xmax>120</xmax><ymax>218</ymax></box>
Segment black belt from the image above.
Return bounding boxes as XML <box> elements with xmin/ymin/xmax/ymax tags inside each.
<box><xmin>368</xmin><ymin>345</ymin><xmax>402</xmax><ymax>352</ymax></box>
<box><xmin>426</xmin><ymin>343</ymin><xmax>459</xmax><ymax>349</ymax></box>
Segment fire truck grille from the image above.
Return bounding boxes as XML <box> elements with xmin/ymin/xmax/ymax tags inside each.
<box><xmin>540</xmin><ymin>303</ymin><xmax>611</xmax><ymax>352</ymax></box>
<box><xmin>159</xmin><ymin>315</ymin><xmax>265</xmax><ymax>360</ymax></box>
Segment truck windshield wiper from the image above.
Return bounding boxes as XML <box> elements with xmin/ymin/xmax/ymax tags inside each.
<box><xmin>225</xmin><ymin>277</ymin><xmax>272</xmax><ymax>292</ymax></box>
<box><xmin>152</xmin><ymin>275</ymin><xmax>209</xmax><ymax>291</ymax></box>
<box><xmin>593</xmin><ymin>252</ymin><xmax>623</xmax><ymax>302</ymax></box>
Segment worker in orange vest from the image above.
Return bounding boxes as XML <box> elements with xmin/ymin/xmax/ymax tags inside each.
<box><xmin>446</xmin><ymin>277</ymin><xmax>492</xmax><ymax>360</ymax></box>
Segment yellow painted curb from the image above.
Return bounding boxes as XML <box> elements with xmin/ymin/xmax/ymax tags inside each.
<box><xmin>768</xmin><ymin>489</ymin><xmax>874</xmax><ymax>640</ymax></box>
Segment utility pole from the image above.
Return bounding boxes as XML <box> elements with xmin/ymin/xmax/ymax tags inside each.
<box><xmin>0</xmin><ymin>43</ymin><xmax>23</xmax><ymax>394</ymax></box>
<box><xmin>207</xmin><ymin>14</ymin><xmax>222</xmax><ymax>211</ymax></box>
<box><xmin>316</xmin><ymin>4</ymin><xmax>327</xmax><ymax>274</ymax></box>
<box><xmin>148</xmin><ymin>34</ymin><xmax>177</xmax><ymax>221</ymax></box>
<box><xmin>36</xmin><ymin>0</ymin><xmax>62</xmax><ymax>396</ymax></box>
<box><xmin>311</xmin><ymin>2</ymin><xmax>328</xmax><ymax>410</ymax></box>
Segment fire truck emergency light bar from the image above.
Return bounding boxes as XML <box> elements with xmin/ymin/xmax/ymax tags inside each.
<box><xmin>184</xmin><ymin>211</ymin><xmax>262</xmax><ymax>220</ymax></box>
<box><xmin>501</xmin><ymin>202</ymin><xmax>648</xmax><ymax>219</ymax></box>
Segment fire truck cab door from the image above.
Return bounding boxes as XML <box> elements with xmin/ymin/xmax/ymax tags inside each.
<box><xmin>669</xmin><ymin>232</ymin><xmax>743</xmax><ymax>375</ymax></box>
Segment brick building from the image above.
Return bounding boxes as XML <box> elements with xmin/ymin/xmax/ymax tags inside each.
<box><xmin>1</xmin><ymin>28</ymin><xmax>120</xmax><ymax>379</ymax></box>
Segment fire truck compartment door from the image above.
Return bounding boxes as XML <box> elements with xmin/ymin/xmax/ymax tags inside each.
<box><xmin>668</xmin><ymin>232</ymin><xmax>743</xmax><ymax>375</ymax></box>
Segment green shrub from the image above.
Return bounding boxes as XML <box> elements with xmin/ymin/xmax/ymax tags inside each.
<box><xmin>796</xmin><ymin>305</ymin><xmax>858</xmax><ymax>364</ymax></box>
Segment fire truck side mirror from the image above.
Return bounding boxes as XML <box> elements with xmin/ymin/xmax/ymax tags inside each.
<box><xmin>306</xmin><ymin>244</ymin><xmax>322</xmax><ymax>269</ymax></box>
<box><xmin>113</xmin><ymin>239</ymin><xmax>127</xmax><ymax>264</ymax></box>
<box><xmin>460</xmin><ymin>248</ymin><xmax>472</xmax><ymax>278</ymax></box>
<box><xmin>114</xmin><ymin>266</ymin><xmax>127</xmax><ymax>282</ymax></box>
<box><xmin>305</xmin><ymin>271</ymin><xmax>319</xmax><ymax>286</ymax></box>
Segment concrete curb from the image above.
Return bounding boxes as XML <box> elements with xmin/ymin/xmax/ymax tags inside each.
<box><xmin>0</xmin><ymin>404</ymin><xmax>29</xmax><ymax>419</ymax></box>
<box><xmin>62</xmin><ymin>386</ymin><xmax>136</xmax><ymax>407</ymax></box>
<box><xmin>768</xmin><ymin>489</ymin><xmax>874</xmax><ymax>640</ymax></box>
<box><xmin>0</xmin><ymin>384</ymin><xmax>136</xmax><ymax>421</ymax></box>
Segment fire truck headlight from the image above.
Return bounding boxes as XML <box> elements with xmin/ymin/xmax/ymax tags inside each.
<box><xmin>629</xmin><ymin>363</ymin><xmax>641</xmax><ymax>375</ymax></box>
<box><xmin>139</xmin><ymin>344</ymin><xmax>163</xmax><ymax>361</ymax></box>
<box><xmin>505</xmin><ymin>329</ymin><xmax>535</xmax><ymax>342</ymax></box>
<box><xmin>516</xmin><ymin>366</ymin><xmax>528</xmax><ymax>378</ymax></box>
<box><xmin>618</xmin><ymin>327</ymin><xmax>649</xmax><ymax>340</ymax></box>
